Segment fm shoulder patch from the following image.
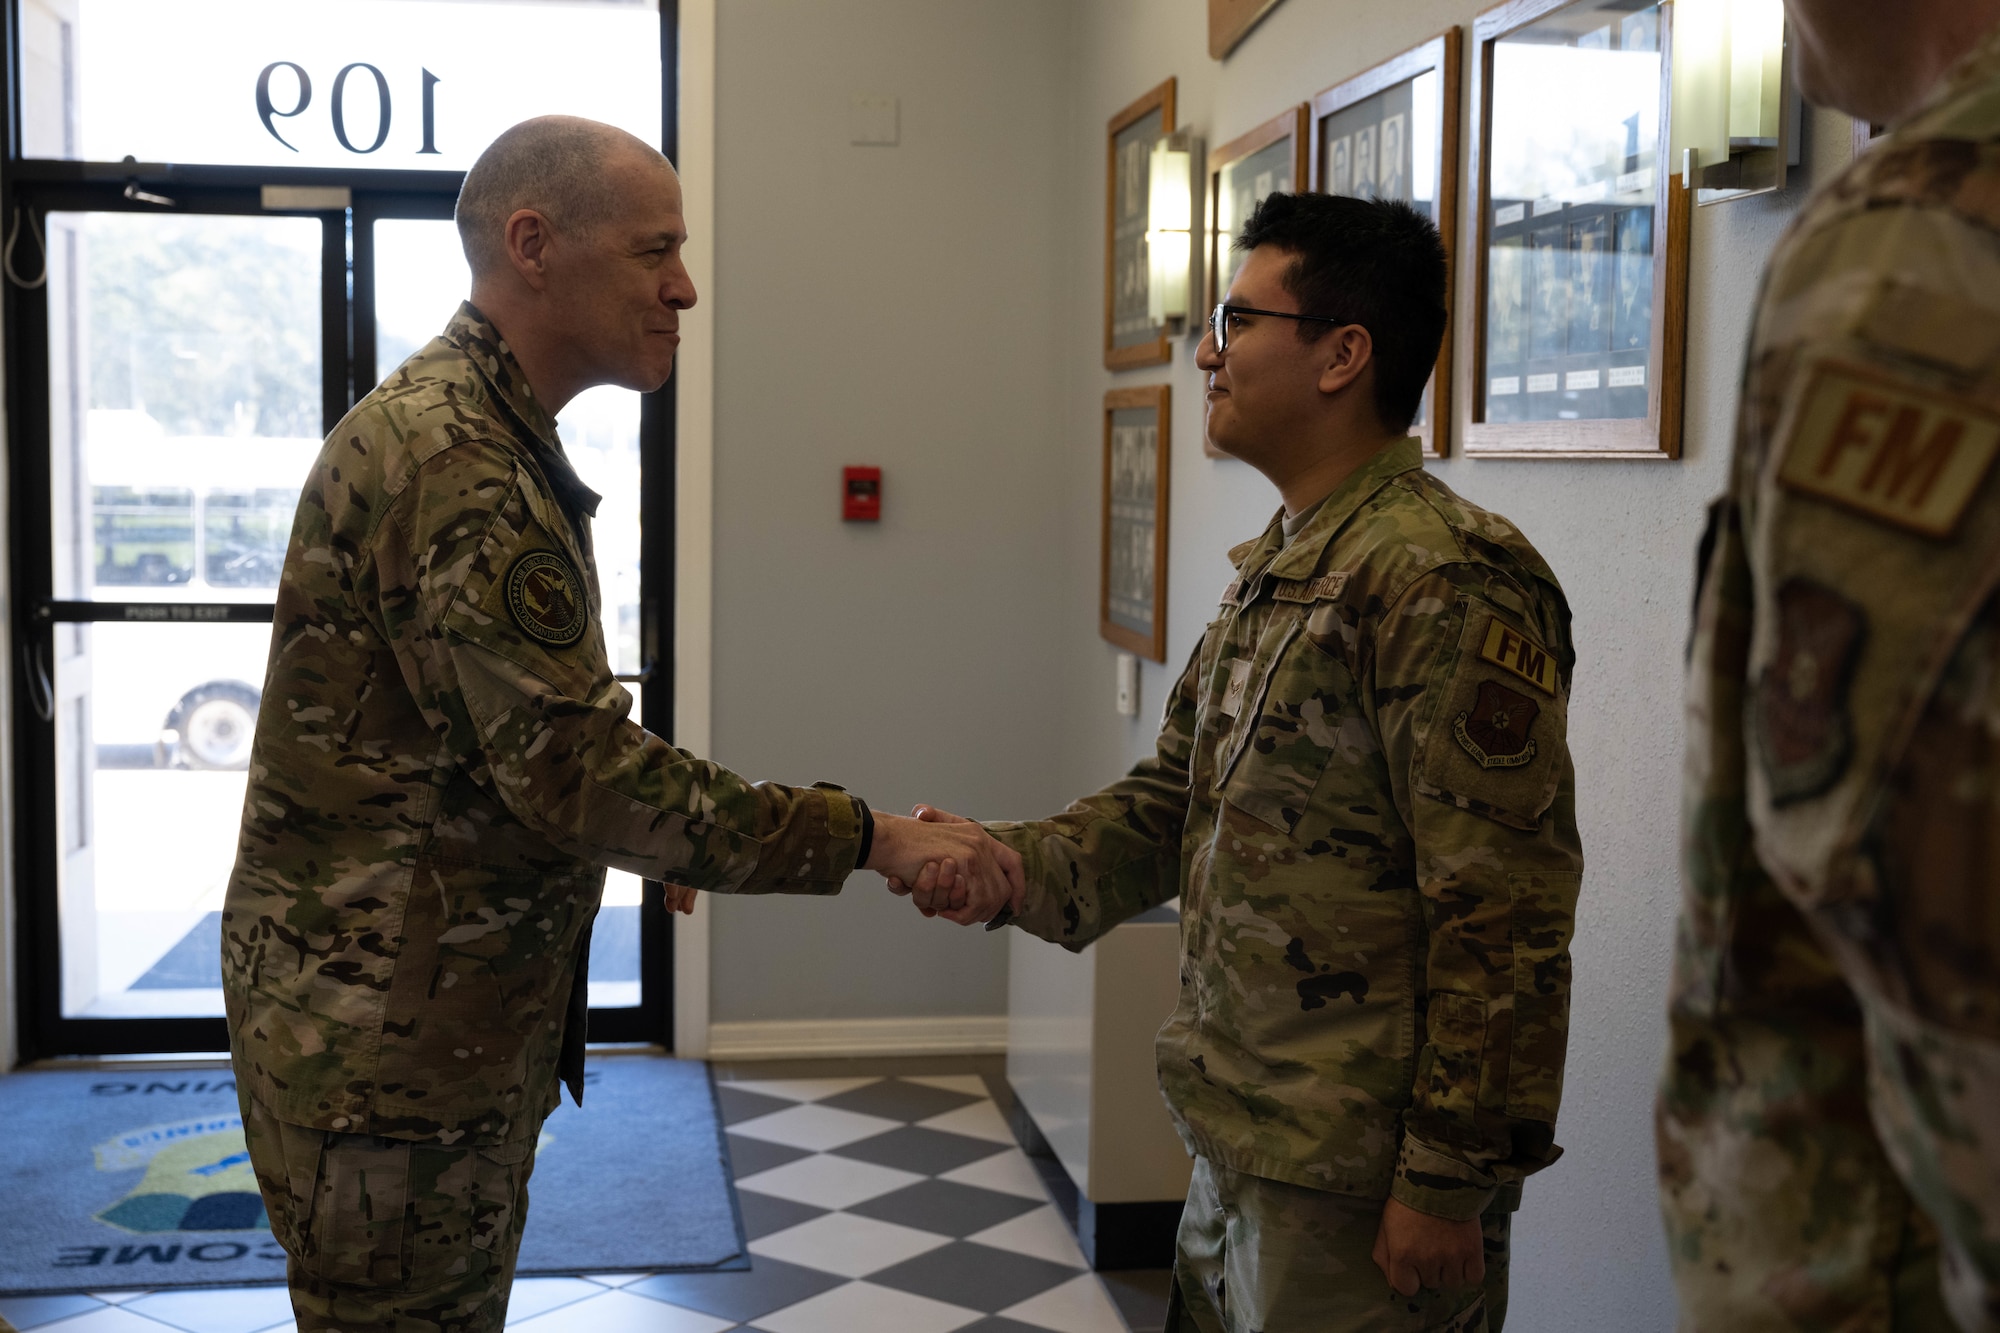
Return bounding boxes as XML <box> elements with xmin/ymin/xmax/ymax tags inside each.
<box><xmin>1776</xmin><ymin>360</ymin><xmax>2000</xmax><ymax>538</ymax></box>
<box><xmin>1479</xmin><ymin>619</ymin><xmax>1559</xmax><ymax>696</ymax></box>
<box><xmin>505</xmin><ymin>550</ymin><xmax>589</xmax><ymax>647</ymax></box>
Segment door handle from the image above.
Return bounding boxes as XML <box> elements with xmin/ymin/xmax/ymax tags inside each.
<box><xmin>22</xmin><ymin>638</ymin><xmax>54</xmax><ymax>724</ymax></box>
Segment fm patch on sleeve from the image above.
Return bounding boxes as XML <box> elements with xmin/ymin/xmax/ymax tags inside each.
<box><xmin>1455</xmin><ymin>680</ymin><xmax>1541</xmax><ymax>769</ymax></box>
<box><xmin>505</xmin><ymin>550</ymin><xmax>589</xmax><ymax>647</ymax></box>
<box><xmin>1478</xmin><ymin>620</ymin><xmax>1559</xmax><ymax>695</ymax></box>
<box><xmin>1776</xmin><ymin>361</ymin><xmax>2000</xmax><ymax>538</ymax></box>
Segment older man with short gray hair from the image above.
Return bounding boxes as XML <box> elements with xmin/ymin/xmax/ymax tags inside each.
<box><xmin>221</xmin><ymin>115</ymin><xmax>1020</xmax><ymax>1332</ymax></box>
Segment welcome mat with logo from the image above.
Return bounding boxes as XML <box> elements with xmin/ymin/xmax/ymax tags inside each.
<box><xmin>0</xmin><ymin>1056</ymin><xmax>747</xmax><ymax>1295</ymax></box>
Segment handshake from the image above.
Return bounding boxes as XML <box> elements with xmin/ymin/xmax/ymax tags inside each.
<box><xmin>662</xmin><ymin>805</ymin><xmax>1025</xmax><ymax>925</ymax></box>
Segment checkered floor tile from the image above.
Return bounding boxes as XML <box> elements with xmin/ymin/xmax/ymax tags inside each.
<box><xmin>0</xmin><ymin>1062</ymin><xmax>1170</xmax><ymax>1333</ymax></box>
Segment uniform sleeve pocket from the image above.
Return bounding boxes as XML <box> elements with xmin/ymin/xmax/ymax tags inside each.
<box><xmin>439</xmin><ymin>494</ymin><xmax>602</xmax><ymax>701</ymax></box>
<box><xmin>1418</xmin><ymin>602</ymin><xmax>1567</xmax><ymax>832</ymax></box>
<box><xmin>1418</xmin><ymin>991</ymin><xmax>1487</xmax><ymax>1123</ymax></box>
<box><xmin>1506</xmin><ymin>869</ymin><xmax>1582</xmax><ymax>1121</ymax></box>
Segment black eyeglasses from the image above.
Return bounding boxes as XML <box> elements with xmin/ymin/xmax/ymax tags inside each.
<box><xmin>1207</xmin><ymin>303</ymin><xmax>1344</xmax><ymax>352</ymax></box>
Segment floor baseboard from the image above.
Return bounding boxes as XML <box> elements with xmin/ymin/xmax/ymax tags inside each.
<box><xmin>705</xmin><ymin>1015</ymin><xmax>1009</xmax><ymax>1060</ymax></box>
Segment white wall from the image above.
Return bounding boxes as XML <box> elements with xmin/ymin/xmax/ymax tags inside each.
<box><xmin>704</xmin><ymin>0</ymin><xmax>1077</xmax><ymax>1026</ymax></box>
<box><xmin>1044</xmin><ymin>2</ymin><xmax>1855</xmax><ymax>1326</ymax></box>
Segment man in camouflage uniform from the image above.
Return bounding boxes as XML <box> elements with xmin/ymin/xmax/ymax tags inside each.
<box><xmin>1657</xmin><ymin>2</ymin><xmax>2000</xmax><ymax>1328</ymax></box>
<box><xmin>221</xmin><ymin>116</ymin><xmax>1021</xmax><ymax>1332</ymax></box>
<box><xmin>899</xmin><ymin>193</ymin><xmax>1584</xmax><ymax>1331</ymax></box>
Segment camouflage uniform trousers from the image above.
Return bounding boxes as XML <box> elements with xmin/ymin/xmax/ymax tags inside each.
<box><xmin>1164</xmin><ymin>1157</ymin><xmax>1512</xmax><ymax>1333</ymax></box>
<box><xmin>239</xmin><ymin>1096</ymin><xmax>537</xmax><ymax>1332</ymax></box>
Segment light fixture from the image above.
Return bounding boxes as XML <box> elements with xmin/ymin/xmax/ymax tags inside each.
<box><xmin>1147</xmin><ymin>131</ymin><xmax>1198</xmax><ymax>327</ymax></box>
<box><xmin>1669</xmin><ymin>0</ymin><xmax>1799</xmax><ymax>204</ymax></box>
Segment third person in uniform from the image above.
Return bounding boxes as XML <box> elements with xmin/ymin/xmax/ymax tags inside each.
<box><xmin>1658</xmin><ymin>0</ymin><xmax>2000</xmax><ymax>1328</ymax></box>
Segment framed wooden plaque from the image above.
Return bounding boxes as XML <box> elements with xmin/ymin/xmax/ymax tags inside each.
<box><xmin>1464</xmin><ymin>0</ymin><xmax>1691</xmax><ymax>460</ymax></box>
<box><xmin>1208</xmin><ymin>106</ymin><xmax>1309</xmax><ymax>316</ymax></box>
<box><xmin>1101</xmin><ymin>386</ymin><xmax>1172</xmax><ymax>662</ymax></box>
<box><xmin>1106</xmin><ymin>79</ymin><xmax>1177</xmax><ymax>372</ymax></box>
<box><xmin>1209</xmin><ymin>0</ymin><xmax>1287</xmax><ymax>59</ymax></box>
<box><xmin>1309</xmin><ymin>30</ymin><xmax>1462</xmax><ymax>457</ymax></box>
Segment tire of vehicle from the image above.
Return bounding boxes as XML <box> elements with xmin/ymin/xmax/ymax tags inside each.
<box><xmin>167</xmin><ymin>682</ymin><xmax>262</xmax><ymax>771</ymax></box>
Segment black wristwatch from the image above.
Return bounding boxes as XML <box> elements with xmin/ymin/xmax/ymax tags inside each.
<box><xmin>854</xmin><ymin>796</ymin><xmax>875</xmax><ymax>868</ymax></box>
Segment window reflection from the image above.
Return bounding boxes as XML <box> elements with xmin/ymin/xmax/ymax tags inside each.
<box><xmin>1484</xmin><ymin>1</ymin><xmax>1661</xmax><ymax>424</ymax></box>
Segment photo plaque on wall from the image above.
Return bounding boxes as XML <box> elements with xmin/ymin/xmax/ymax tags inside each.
<box><xmin>1209</xmin><ymin>106</ymin><xmax>1308</xmax><ymax>316</ymax></box>
<box><xmin>1105</xmin><ymin>79</ymin><xmax>1177</xmax><ymax>371</ymax></box>
<box><xmin>1102</xmin><ymin>386</ymin><xmax>1171</xmax><ymax>662</ymax></box>
<box><xmin>1205</xmin><ymin>106</ymin><xmax>1307</xmax><ymax>457</ymax></box>
<box><xmin>1310</xmin><ymin>31</ymin><xmax>1462</xmax><ymax>457</ymax></box>
<box><xmin>1466</xmin><ymin>0</ymin><xmax>1690</xmax><ymax>459</ymax></box>
<box><xmin>1209</xmin><ymin>0</ymin><xmax>1288</xmax><ymax>59</ymax></box>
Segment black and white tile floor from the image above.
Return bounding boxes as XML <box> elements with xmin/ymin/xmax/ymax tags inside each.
<box><xmin>0</xmin><ymin>1059</ymin><xmax>1173</xmax><ymax>1333</ymax></box>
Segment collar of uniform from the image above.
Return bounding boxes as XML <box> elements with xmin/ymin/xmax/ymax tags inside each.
<box><xmin>1264</xmin><ymin>436</ymin><xmax>1424</xmax><ymax>581</ymax></box>
<box><xmin>444</xmin><ymin>302</ymin><xmax>603</xmax><ymax>520</ymax></box>
<box><xmin>1914</xmin><ymin>18</ymin><xmax>2000</xmax><ymax>123</ymax></box>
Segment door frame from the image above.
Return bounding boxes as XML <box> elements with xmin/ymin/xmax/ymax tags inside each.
<box><xmin>1</xmin><ymin>0</ymin><xmax>683</xmax><ymax>1059</ymax></box>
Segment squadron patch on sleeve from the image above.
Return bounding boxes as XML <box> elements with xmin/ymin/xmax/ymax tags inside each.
<box><xmin>1753</xmin><ymin>576</ymin><xmax>1865</xmax><ymax>806</ymax></box>
<box><xmin>1775</xmin><ymin>360</ymin><xmax>2000</xmax><ymax>539</ymax></box>
<box><xmin>1454</xmin><ymin>680</ymin><xmax>1541</xmax><ymax>769</ymax></box>
<box><xmin>505</xmin><ymin>550</ymin><xmax>589</xmax><ymax>647</ymax></box>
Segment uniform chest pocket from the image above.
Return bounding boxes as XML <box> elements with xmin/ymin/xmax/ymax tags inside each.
<box><xmin>1218</xmin><ymin>618</ymin><xmax>1354</xmax><ymax>836</ymax></box>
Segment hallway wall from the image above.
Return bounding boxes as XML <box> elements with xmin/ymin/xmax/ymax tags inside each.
<box><xmin>1042</xmin><ymin>2</ymin><xmax>1856</xmax><ymax>1327</ymax></box>
<box><xmin>704</xmin><ymin>0</ymin><xmax>1077</xmax><ymax>1029</ymax></box>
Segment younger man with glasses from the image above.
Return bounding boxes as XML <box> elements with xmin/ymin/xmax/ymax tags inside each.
<box><xmin>895</xmin><ymin>192</ymin><xmax>1583</xmax><ymax>1331</ymax></box>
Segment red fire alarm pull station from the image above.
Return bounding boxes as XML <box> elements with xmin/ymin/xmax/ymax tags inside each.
<box><xmin>843</xmin><ymin>467</ymin><xmax>882</xmax><ymax>522</ymax></box>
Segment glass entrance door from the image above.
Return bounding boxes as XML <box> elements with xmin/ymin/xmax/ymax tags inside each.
<box><xmin>9</xmin><ymin>0</ymin><xmax>677</xmax><ymax>1059</ymax></box>
<box><xmin>17</xmin><ymin>193</ymin><xmax>672</xmax><ymax>1054</ymax></box>
<box><xmin>42</xmin><ymin>208</ymin><xmax>327</xmax><ymax>1024</ymax></box>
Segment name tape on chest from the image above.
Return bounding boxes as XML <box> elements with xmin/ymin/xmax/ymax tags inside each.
<box><xmin>1479</xmin><ymin>619</ymin><xmax>1559</xmax><ymax>696</ymax></box>
<box><xmin>505</xmin><ymin>550</ymin><xmax>589</xmax><ymax>647</ymax></box>
<box><xmin>1272</xmin><ymin>573</ymin><xmax>1349</xmax><ymax>604</ymax></box>
<box><xmin>1776</xmin><ymin>361</ymin><xmax>2000</xmax><ymax>539</ymax></box>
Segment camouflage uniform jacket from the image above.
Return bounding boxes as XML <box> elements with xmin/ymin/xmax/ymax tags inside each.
<box><xmin>223</xmin><ymin>304</ymin><xmax>864</xmax><ymax>1146</ymax></box>
<box><xmin>1660</xmin><ymin>29</ymin><xmax>2000</xmax><ymax>1329</ymax></box>
<box><xmin>991</xmin><ymin>438</ymin><xmax>1585</xmax><ymax>1219</ymax></box>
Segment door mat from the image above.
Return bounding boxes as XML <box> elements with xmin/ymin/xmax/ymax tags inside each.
<box><xmin>0</xmin><ymin>1056</ymin><xmax>747</xmax><ymax>1294</ymax></box>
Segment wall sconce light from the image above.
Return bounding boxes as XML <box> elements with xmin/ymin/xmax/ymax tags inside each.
<box><xmin>1669</xmin><ymin>0</ymin><xmax>1800</xmax><ymax>204</ymax></box>
<box><xmin>1147</xmin><ymin>131</ymin><xmax>1199</xmax><ymax>327</ymax></box>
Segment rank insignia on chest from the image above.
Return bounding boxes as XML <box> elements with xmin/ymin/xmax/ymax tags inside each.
<box><xmin>505</xmin><ymin>550</ymin><xmax>589</xmax><ymax>647</ymax></box>
<box><xmin>1454</xmin><ymin>680</ymin><xmax>1540</xmax><ymax>769</ymax></box>
<box><xmin>1753</xmin><ymin>576</ymin><xmax>1865</xmax><ymax>805</ymax></box>
<box><xmin>1220</xmin><ymin>658</ymin><xmax>1254</xmax><ymax>719</ymax></box>
<box><xmin>1775</xmin><ymin>361</ymin><xmax>2000</xmax><ymax>538</ymax></box>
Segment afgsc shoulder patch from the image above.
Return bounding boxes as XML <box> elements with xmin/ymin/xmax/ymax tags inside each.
<box><xmin>1776</xmin><ymin>360</ymin><xmax>2000</xmax><ymax>539</ymax></box>
<box><xmin>505</xmin><ymin>550</ymin><xmax>589</xmax><ymax>647</ymax></box>
<box><xmin>1455</xmin><ymin>680</ymin><xmax>1541</xmax><ymax>769</ymax></box>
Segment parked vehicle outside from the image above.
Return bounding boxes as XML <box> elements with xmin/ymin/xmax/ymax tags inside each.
<box><xmin>85</xmin><ymin>408</ymin><xmax>316</xmax><ymax>770</ymax></box>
